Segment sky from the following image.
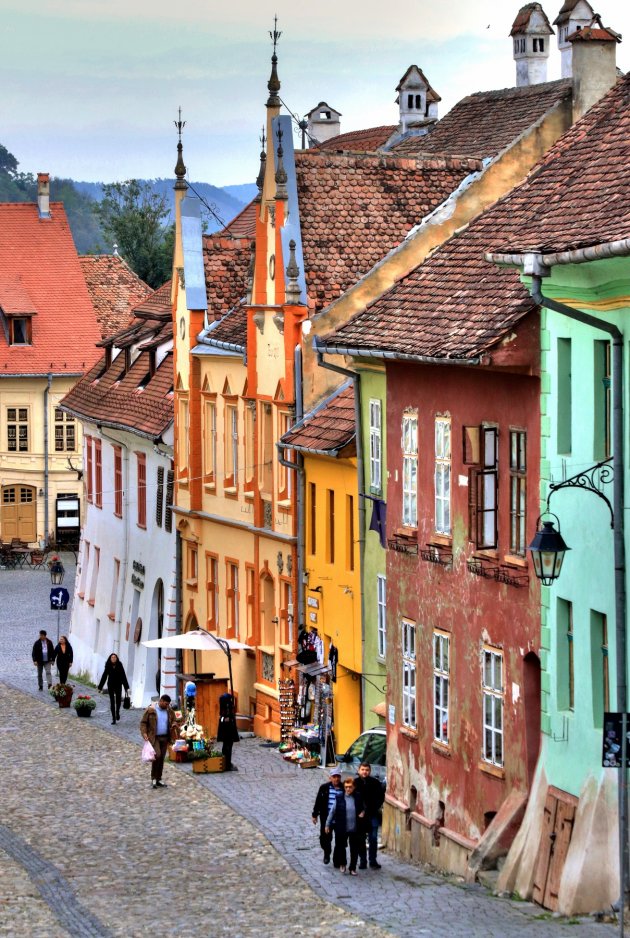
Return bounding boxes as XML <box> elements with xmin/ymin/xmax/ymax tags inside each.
<box><xmin>1</xmin><ymin>0</ymin><xmax>629</xmax><ymax>188</ymax></box>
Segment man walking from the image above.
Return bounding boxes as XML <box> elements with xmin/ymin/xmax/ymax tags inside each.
<box><xmin>32</xmin><ymin>630</ymin><xmax>55</xmax><ymax>691</ymax></box>
<box><xmin>354</xmin><ymin>761</ymin><xmax>385</xmax><ymax>869</ymax></box>
<box><xmin>312</xmin><ymin>768</ymin><xmax>343</xmax><ymax>865</ymax></box>
<box><xmin>140</xmin><ymin>694</ymin><xmax>179</xmax><ymax>790</ymax></box>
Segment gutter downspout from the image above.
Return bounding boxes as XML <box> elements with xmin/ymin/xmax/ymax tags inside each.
<box><xmin>531</xmin><ymin>271</ymin><xmax>628</xmax><ymax>913</ymax></box>
<box><xmin>315</xmin><ymin>343</ymin><xmax>366</xmax><ymax>725</ymax></box>
<box><xmin>44</xmin><ymin>374</ymin><xmax>52</xmax><ymax>546</ymax></box>
<box><xmin>99</xmin><ymin>427</ymin><xmax>130</xmax><ymax>657</ymax></box>
<box><xmin>276</xmin><ymin>345</ymin><xmax>305</xmax><ymax>641</ymax></box>
<box><xmin>175</xmin><ymin>527</ymin><xmax>183</xmax><ymax>693</ymax></box>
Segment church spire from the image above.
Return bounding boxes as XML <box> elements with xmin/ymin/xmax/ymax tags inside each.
<box><xmin>266</xmin><ymin>15</ymin><xmax>282</xmax><ymax>108</ymax></box>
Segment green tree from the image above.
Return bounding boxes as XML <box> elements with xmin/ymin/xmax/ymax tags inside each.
<box><xmin>0</xmin><ymin>143</ymin><xmax>19</xmax><ymax>177</ymax></box>
<box><xmin>95</xmin><ymin>179</ymin><xmax>171</xmax><ymax>288</ymax></box>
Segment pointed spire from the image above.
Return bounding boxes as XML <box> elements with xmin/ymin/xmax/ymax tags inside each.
<box><xmin>174</xmin><ymin>107</ymin><xmax>187</xmax><ymax>190</ymax></box>
<box><xmin>275</xmin><ymin>125</ymin><xmax>288</xmax><ymax>201</ymax></box>
<box><xmin>285</xmin><ymin>240</ymin><xmax>301</xmax><ymax>304</ymax></box>
<box><xmin>255</xmin><ymin>127</ymin><xmax>266</xmax><ymax>202</ymax></box>
<box><xmin>266</xmin><ymin>15</ymin><xmax>282</xmax><ymax>108</ymax></box>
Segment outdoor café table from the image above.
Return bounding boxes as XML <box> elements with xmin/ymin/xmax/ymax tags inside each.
<box><xmin>10</xmin><ymin>548</ymin><xmax>31</xmax><ymax>568</ymax></box>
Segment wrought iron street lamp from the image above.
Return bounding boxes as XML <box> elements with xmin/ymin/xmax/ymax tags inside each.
<box><xmin>50</xmin><ymin>557</ymin><xmax>65</xmax><ymax>586</ymax></box>
<box><xmin>527</xmin><ymin>515</ymin><xmax>570</xmax><ymax>586</ymax></box>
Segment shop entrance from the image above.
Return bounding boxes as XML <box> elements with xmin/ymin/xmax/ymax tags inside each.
<box><xmin>1</xmin><ymin>485</ymin><xmax>36</xmax><ymax>543</ymax></box>
<box><xmin>532</xmin><ymin>786</ymin><xmax>578</xmax><ymax>910</ymax></box>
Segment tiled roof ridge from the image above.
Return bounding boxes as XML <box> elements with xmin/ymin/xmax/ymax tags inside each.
<box><xmin>296</xmin><ymin>149</ymin><xmax>482</xmax><ymax>172</ymax></box>
<box><xmin>204</xmin><ymin>233</ymin><xmax>253</xmax><ymax>249</ymax></box>
<box><xmin>456</xmin><ymin>78</ymin><xmax>570</xmax><ymax>105</ymax></box>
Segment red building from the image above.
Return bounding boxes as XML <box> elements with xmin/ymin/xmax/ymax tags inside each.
<box><xmin>323</xmin><ymin>194</ymin><xmax>543</xmax><ymax>877</ymax></box>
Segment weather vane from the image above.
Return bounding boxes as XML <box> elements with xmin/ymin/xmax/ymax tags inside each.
<box><xmin>269</xmin><ymin>14</ymin><xmax>281</xmax><ymax>54</ymax></box>
<box><xmin>260</xmin><ymin>126</ymin><xmax>266</xmax><ymax>150</ymax></box>
<box><xmin>174</xmin><ymin>106</ymin><xmax>186</xmax><ymax>141</ymax></box>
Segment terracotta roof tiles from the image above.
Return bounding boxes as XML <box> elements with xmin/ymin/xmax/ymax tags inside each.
<box><xmin>205</xmin><ymin>303</ymin><xmax>247</xmax><ymax>351</ymax></box>
<box><xmin>79</xmin><ymin>255</ymin><xmax>152</xmax><ymax>339</ymax></box>
<box><xmin>281</xmin><ymin>383</ymin><xmax>355</xmax><ymax>455</ymax></box>
<box><xmin>222</xmin><ymin>200</ymin><xmax>257</xmax><ymax>238</ymax></box>
<box><xmin>202</xmin><ymin>234</ymin><xmax>252</xmax><ymax>321</ymax></box>
<box><xmin>316</xmin><ymin>125</ymin><xmax>397</xmax><ymax>153</ymax></box>
<box><xmin>510</xmin><ymin>3</ymin><xmax>553</xmax><ymax>36</ymax></box>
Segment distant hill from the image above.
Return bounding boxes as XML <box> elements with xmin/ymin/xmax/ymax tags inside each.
<box><xmin>73</xmin><ymin>179</ymin><xmax>254</xmax><ymax>235</ymax></box>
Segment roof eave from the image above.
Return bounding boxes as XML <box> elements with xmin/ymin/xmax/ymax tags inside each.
<box><xmin>315</xmin><ymin>340</ymin><xmax>480</xmax><ymax>366</ymax></box>
<box><xmin>59</xmin><ymin>405</ymin><xmax>173</xmax><ymax>442</ymax></box>
<box><xmin>486</xmin><ymin>238</ymin><xmax>630</xmax><ymax>269</ymax></box>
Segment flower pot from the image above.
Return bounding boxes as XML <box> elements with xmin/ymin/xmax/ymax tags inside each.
<box><xmin>58</xmin><ymin>692</ymin><xmax>73</xmax><ymax>709</ymax></box>
<box><xmin>192</xmin><ymin>756</ymin><xmax>224</xmax><ymax>774</ymax></box>
<box><xmin>75</xmin><ymin>709</ymin><xmax>92</xmax><ymax>718</ymax></box>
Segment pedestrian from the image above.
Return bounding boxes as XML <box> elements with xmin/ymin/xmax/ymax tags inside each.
<box><xmin>140</xmin><ymin>694</ymin><xmax>180</xmax><ymax>790</ymax></box>
<box><xmin>325</xmin><ymin>777</ymin><xmax>365</xmax><ymax>874</ymax></box>
<box><xmin>311</xmin><ymin>768</ymin><xmax>343</xmax><ymax>866</ymax></box>
<box><xmin>53</xmin><ymin>635</ymin><xmax>74</xmax><ymax>685</ymax></box>
<box><xmin>217</xmin><ymin>691</ymin><xmax>240</xmax><ymax>771</ymax></box>
<box><xmin>97</xmin><ymin>652</ymin><xmax>130</xmax><ymax>725</ymax></box>
<box><xmin>354</xmin><ymin>761</ymin><xmax>385</xmax><ymax>870</ymax></box>
<box><xmin>32</xmin><ymin>629</ymin><xmax>55</xmax><ymax>691</ymax></box>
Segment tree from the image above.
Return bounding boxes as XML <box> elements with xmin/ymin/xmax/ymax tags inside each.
<box><xmin>0</xmin><ymin>143</ymin><xmax>19</xmax><ymax>178</ymax></box>
<box><xmin>95</xmin><ymin>180</ymin><xmax>172</xmax><ymax>288</ymax></box>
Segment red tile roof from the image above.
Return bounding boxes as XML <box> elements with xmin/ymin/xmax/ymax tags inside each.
<box><xmin>554</xmin><ymin>0</ymin><xmax>586</xmax><ymax>25</ymax></box>
<box><xmin>295</xmin><ymin>151</ymin><xmax>482</xmax><ymax>312</ymax></box>
<box><xmin>222</xmin><ymin>201</ymin><xmax>257</xmax><ymax>238</ymax></box>
<box><xmin>281</xmin><ymin>382</ymin><xmax>355</xmax><ymax>456</ymax></box>
<box><xmin>0</xmin><ymin>278</ymin><xmax>37</xmax><ymax>315</ymax></box>
<box><xmin>204</xmin><ymin>303</ymin><xmax>247</xmax><ymax>351</ymax></box>
<box><xmin>202</xmin><ymin>234</ymin><xmax>252</xmax><ymax>321</ymax></box>
<box><xmin>569</xmin><ymin>24</ymin><xmax>620</xmax><ymax>42</ymax></box>
<box><xmin>510</xmin><ymin>3</ymin><xmax>553</xmax><ymax>36</ymax></box>
<box><xmin>79</xmin><ymin>255</ymin><xmax>152</xmax><ymax>339</ymax></box>
<box><xmin>0</xmin><ymin>202</ymin><xmax>101</xmax><ymax>375</ymax></box>
<box><xmin>131</xmin><ymin>279</ymin><xmax>172</xmax><ymax>319</ymax></box>
<box><xmin>487</xmin><ymin>71</ymin><xmax>630</xmax><ymax>257</ymax></box>
<box><xmin>389</xmin><ymin>80</ymin><xmax>571</xmax><ymax>159</ymax></box>
<box><xmin>316</xmin><ymin>125</ymin><xmax>397</xmax><ymax>153</ymax></box>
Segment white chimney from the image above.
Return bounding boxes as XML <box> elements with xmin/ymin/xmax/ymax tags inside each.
<box><xmin>554</xmin><ymin>0</ymin><xmax>595</xmax><ymax>78</ymax></box>
<box><xmin>511</xmin><ymin>3</ymin><xmax>554</xmax><ymax>87</ymax></box>
<box><xmin>306</xmin><ymin>102</ymin><xmax>342</xmax><ymax>147</ymax></box>
<box><xmin>37</xmin><ymin>173</ymin><xmax>50</xmax><ymax>219</ymax></box>
<box><xmin>570</xmin><ymin>20</ymin><xmax>621</xmax><ymax>121</ymax></box>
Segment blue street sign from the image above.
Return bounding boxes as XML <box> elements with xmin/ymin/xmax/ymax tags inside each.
<box><xmin>50</xmin><ymin>587</ymin><xmax>70</xmax><ymax>611</ymax></box>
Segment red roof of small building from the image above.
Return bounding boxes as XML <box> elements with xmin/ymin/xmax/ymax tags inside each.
<box><xmin>202</xmin><ymin>234</ymin><xmax>252</xmax><ymax>321</ymax></box>
<box><xmin>510</xmin><ymin>3</ymin><xmax>553</xmax><ymax>36</ymax></box>
<box><xmin>0</xmin><ymin>202</ymin><xmax>101</xmax><ymax>375</ymax></box>
<box><xmin>568</xmin><ymin>24</ymin><xmax>620</xmax><ymax>42</ymax></box>
<box><xmin>204</xmin><ymin>303</ymin><xmax>247</xmax><ymax>351</ymax></box>
<box><xmin>281</xmin><ymin>382</ymin><xmax>355</xmax><ymax>456</ymax></box>
<box><xmin>316</xmin><ymin>125</ymin><xmax>397</xmax><ymax>153</ymax></box>
<box><xmin>79</xmin><ymin>254</ymin><xmax>152</xmax><ymax>339</ymax></box>
<box><xmin>389</xmin><ymin>80</ymin><xmax>571</xmax><ymax>159</ymax></box>
<box><xmin>554</xmin><ymin>0</ymin><xmax>590</xmax><ymax>25</ymax></box>
<box><xmin>295</xmin><ymin>150</ymin><xmax>482</xmax><ymax>312</ymax></box>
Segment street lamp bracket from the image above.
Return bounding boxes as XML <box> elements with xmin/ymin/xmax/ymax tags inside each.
<box><xmin>546</xmin><ymin>457</ymin><xmax>614</xmax><ymax>527</ymax></box>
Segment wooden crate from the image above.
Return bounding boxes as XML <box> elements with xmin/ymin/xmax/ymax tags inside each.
<box><xmin>192</xmin><ymin>755</ymin><xmax>224</xmax><ymax>774</ymax></box>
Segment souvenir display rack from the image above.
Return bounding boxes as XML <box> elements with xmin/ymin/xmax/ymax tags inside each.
<box><xmin>279</xmin><ymin>677</ymin><xmax>297</xmax><ymax>741</ymax></box>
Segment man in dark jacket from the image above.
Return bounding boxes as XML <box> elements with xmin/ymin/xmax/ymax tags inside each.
<box><xmin>140</xmin><ymin>695</ymin><xmax>180</xmax><ymax>789</ymax></box>
<box><xmin>32</xmin><ymin>630</ymin><xmax>55</xmax><ymax>691</ymax></box>
<box><xmin>354</xmin><ymin>761</ymin><xmax>385</xmax><ymax>869</ymax></box>
<box><xmin>312</xmin><ymin>768</ymin><xmax>343</xmax><ymax>865</ymax></box>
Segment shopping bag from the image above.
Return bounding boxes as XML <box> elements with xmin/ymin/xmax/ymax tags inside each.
<box><xmin>142</xmin><ymin>740</ymin><xmax>156</xmax><ymax>763</ymax></box>
<box><xmin>122</xmin><ymin>694</ymin><xmax>131</xmax><ymax>710</ymax></box>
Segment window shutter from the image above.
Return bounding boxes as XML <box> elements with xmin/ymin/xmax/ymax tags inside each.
<box><xmin>156</xmin><ymin>466</ymin><xmax>164</xmax><ymax>528</ymax></box>
<box><xmin>463</xmin><ymin>426</ymin><xmax>480</xmax><ymax>465</ymax></box>
<box><xmin>164</xmin><ymin>469</ymin><xmax>174</xmax><ymax>533</ymax></box>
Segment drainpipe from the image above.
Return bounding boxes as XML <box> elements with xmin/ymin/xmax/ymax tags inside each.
<box><xmin>314</xmin><ymin>341</ymin><xmax>367</xmax><ymax>725</ymax></box>
<box><xmin>530</xmin><ymin>269</ymin><xmax>627</xmax><ymax>913</ymax></box>
<box><xmin>99</xmin><ymin>427</ymin><xmax>130</xmax><ymax>656</ymax></box>
<box><xmin>175</xmin><ymin>527</ymin><xmax>183</xmax><ymax>696</ymax></box>
<box><xmin>43</xmin><ymin>374</ymin><xmax>52</xmax><ymax>546</ymax></box>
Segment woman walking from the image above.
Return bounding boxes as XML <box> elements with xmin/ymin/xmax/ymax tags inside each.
<box><xmin>98</xmin><ymin>653</ymin><xmax>130</xmax><ymax>725</ymax></box>
<box><xmin>54</xmin><ymin>636</ymin><xmax>73</xmax><ymax>684</ymax></box>
<box><xmin>325</xmin><ymin>777</ymin><xmax>365</xmax><ymax>874</ymax></box>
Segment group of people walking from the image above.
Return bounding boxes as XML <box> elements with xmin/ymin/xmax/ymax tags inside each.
<box><xmin>312</xmin><ymin>763</ymin><xmax>385</xmax><ymax>874</ymax></box>
<box><xmin>31</xmin><ymin>629</ymin><xmax>74</xmax><ymax>688</ymax></box>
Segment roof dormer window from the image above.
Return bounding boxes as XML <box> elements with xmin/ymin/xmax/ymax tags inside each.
<box><xmin>533</xmin><ymin>38</ymin><xmax>545</xmax><ymax>52</ymax></box>
<box><xmin>10</xmin><ymin>317</ymin><xmax>31</xmax><ymax>345</ymax></box>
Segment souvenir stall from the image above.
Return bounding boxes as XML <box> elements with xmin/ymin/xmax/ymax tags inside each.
<box><xmin>278</xmin><ymin>630</ymin><xmax>335</xmax><ymax>767</ymax></box>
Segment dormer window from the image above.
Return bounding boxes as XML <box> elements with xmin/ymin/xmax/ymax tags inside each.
<box><xmin>10</xmin><ymin>317</ymin><xmax>31</xmax><ymax>345</ymax></box>
<box><xmin>533</xmin><ymin>38</ymin><xmax>545</xmax><ymax>52</ymax></box>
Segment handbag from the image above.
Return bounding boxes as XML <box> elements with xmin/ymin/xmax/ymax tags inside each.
<box><xmin>122</xmin><ymin>694</ymin><xmax>131</xmax><ymax>710</ymax></box>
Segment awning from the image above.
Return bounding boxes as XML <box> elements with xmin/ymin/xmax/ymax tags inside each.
<box><xmin>371</xmin><ymin>700</ymin><xmax>387</xmax><ymax>718</ymax></box>
<box><xmin>297</xmin><ymin>662</ymin><xmax>331</xmax><ymax>677</ymax></box>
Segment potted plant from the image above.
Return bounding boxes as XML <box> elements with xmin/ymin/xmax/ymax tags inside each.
<box><xmin>73</xmin><ymin>695</ymin><xmax>96</xmax><ymax>718</ymax></box>
<box><xmin>192</xmin><ymin>747</ymin><xmax>224</xmax><ymax>774</ymax></box>
<box><xmin>49</xmin><ymin>683</ymin><xmax>74</xmax><ymax>708</ymax></box>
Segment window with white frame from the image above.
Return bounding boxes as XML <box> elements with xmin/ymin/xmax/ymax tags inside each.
<box><xmin>377</xmin><ymin>574</ymin><xmax>386</xmax><ymax>658</ymax></box>
<box><xmin>509</xmin><ymin>430</ymin><xmax>527</xmax><ymax>555</ymax></box>
<box><xmin>7</xmin><ymin>407</ymin><xmax>29</xmax><ymax>452</ymax></box>
<box><xmin>204</xmin><ymin>398</ymin><xmax>217</xmax><ymax>483</ymax></box>
<box><xmin>482</xmin><ymin>648</ymin><xmax>504</xmax><ymax>766</ymax></box>
<box><xmin>433</xmin><ymin>631</ymin><xmax>450</xmax><ymax>744</ymax></box>
<box><xmin>434</xmin><ymin>417</ymin><xmax>451</xmax><ymax>535</ymax></box>
<box><xmin>475</xmin><ymin>426</ymin><xmax>498</xmax><ymax>549</ymax></box>
<box><xmin>402</xmin><ymin>411</ymin><xmax>418</xmax><ymax>528</ymax></box>
<box><xmin>402</xmin><ymin>618</ymin><xmax>416</xmax><ymax>729</ymax></box>
<box><xmin>369</xmin><ymin>399</ymin><xmax>382</xmax><ymax>493</ymax></box>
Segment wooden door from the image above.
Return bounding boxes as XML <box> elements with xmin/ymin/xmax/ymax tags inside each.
<box><xmin>532</xmin><ymin>787</ymin><xmax>578</xmax><ymax>910</ymax></box>
<box><xmin>1</xmin><ymin>486</ymin><xmax>36</xmax><ymax>543</ymax></box>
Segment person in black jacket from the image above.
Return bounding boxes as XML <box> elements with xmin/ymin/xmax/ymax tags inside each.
<box><xmin>98</xmin><ymin>653</ymin><xmax>130</xmax><ymax>725</ymax></box>
<box><xmin>32</xmin><ymin>630</ymin><xmax>55</xmax><ymax>690</ymax></box>
<box><xmin>325</xmin><ymin>777</ymin><xmax>365</xmax><ymax>874</ymax></box>
<box><xmin>53</xmin><ymin>636</ymin><xmax>73</xmax><ymax>685</ymax></box>
<box><xmin>217</xmin><ymin>692</ymin><xmax>239</xmax><ymax>771</ymax></box>
<box><xmin>312</xmin><ymin>768</ymin><xmax>343</xmax><ymax>866</ymax></box>
<box><xmin>354</xmin><ymin>761</ymin><xmax>385</xmax><ymax>869</ymax></box>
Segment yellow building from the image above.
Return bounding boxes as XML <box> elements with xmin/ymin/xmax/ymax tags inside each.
<box><xmin>280</xmin><ymin>382</ymin><xmax>361</xmax><ymax>752</ymax></box>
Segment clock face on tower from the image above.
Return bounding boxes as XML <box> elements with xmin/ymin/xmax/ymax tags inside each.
<box><xmin>179</xmin><ymin>317</ymin><xmax>186</xmax><ymax>340</ymax></box>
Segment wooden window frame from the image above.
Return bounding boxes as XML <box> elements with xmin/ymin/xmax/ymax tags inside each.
<box><xmin>509</xmin><ymin>429</ymin><xmax>527</xmax><ymax>556</ymax></box>
<box><xmin>224</xmin><ymin>400</ymin><xmax>239</xmax><ymax>494</ymax></box>
<box><xmin>206</xmin><ymin>553</ymin><xmax>219</xmax><ymax>631</ymax></box>
<box><xmin>434</xmin><ymin>416</ymin><xmax>451</xmax><ymax>536</ymax></box>
<box><xmin>203</xmin><ymin>395</ymin><xmax>218</xmax><ymax>487</ymax></box>
<box><xmin>136</xmin><ymin>452</ymin><xmax>147</xmax><ymax>529</ymax></box>
<box><xmin>85</xmin><ymin>435</ymin><xmax>93</xmax><ymax>503</ymax></box>
<box><xmin>94</xmin><ymin>439</ymin><xmax>103</xmax><ymax>509</ymax></box>
<box><xmin>225</xmin><ymin>559</ymin><xmax>239</xmax><ymax>639</ymax></box>
<box><xmin>113</xmin><ymin>446</ymin><xmax>123</xmax><ymax>518</ymax></box>
<box><xmin>369</xmin><ymin>398</ymin><xmax>382</xmax><ymax>494</ymax></box>
<box><xmin>54</xmin><ymin>408</ymin><xmax>76</xmax><ymax>453</ymax></box>
<box><xmin>7</xmin><ymin>406</ymin><xmax>30</xmax><ymax>453</ymax></box>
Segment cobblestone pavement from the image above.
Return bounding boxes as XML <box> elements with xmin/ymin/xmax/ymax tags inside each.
<box><xmin>0</xmin><ymin>561</ymin><xmax>618</xmax><ymax>937</ymax></box>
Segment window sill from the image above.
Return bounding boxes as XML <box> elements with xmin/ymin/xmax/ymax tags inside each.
<box><xmin>87</xmin><ymin>599</ymin><xmax>95</xmax><ymax>607</ymax></box>
<box><xmin>107</xmin><ymin>613</ymin><xmax>115</xmax><ymax>621</ymax></box>
<box><xmin>244</xmin><ymin>491</ymin><xmax>254</xmax><ymax>500</ymax></box>
<box><xmin>114</xmin><ymin>512</ymin><xmax>123</xmax><ymax>520</ymax></box>
<box><xmin>400</xmin><ymin>726</ymin><xmax>418</xmax><ymax>740</ymax></box>
<box><xmin>395</xmin><ymin>527</ymin><xmax>417</xmax><ymax>539</ymax></box>
<box><xmin>478</xmin><ymin>760</ymin><xmax>505</xmax><ymax>780</ymax></box>
<box><xmin>430</xmin><ymin>533</ymin><xmax>452</xmax><ymax>547</ymax></box>
<box><xmin>204</xmin><ymin>482</ymin><xmax>216</xmax><ymax>492</ymax></box>
<box><xmin>432</xmin><ymin>740</ymin><xmax>451</xmax><ymax>758</ymax></box>
<box><xmin>258</xmin><ymin>645</ymin><xmax>275</xmax><ymax>656</ymax></box>
<box><xmin>473</xmin><ymin>549</ymin><xmax>499</xmax><ymax>561</ymax></box>
<box><xmin>137</xmin><ymin>524</ymin><xmax>147</xmax><ymax>531</ymax></box>
<box><xmin>185</xmin><ymin>578</ymin><xmax>198</xmax><ymax>589</ymax></box>
<box><xmin>278</xmin><ymin>643</ymin><xmax>293</xmax><ymax>652</ymax></box>
<box><xmin>77</xmin><ymin>592</ymin><xmax>85</xmax><ymax>600</ymax></box>
<box><xmin>223</xmin><ymin>486</ymin><xmax>237</xmax><ymax>496</ymax></box>
<box><xmin>502</xmin><ymin>553</ymin><xmax>527</xmax><ymax>568</ymax></box>
<box><xmin>277</xmin><ymin>498</ymin><xmax>291</xmax><ymax>510</ymax></box>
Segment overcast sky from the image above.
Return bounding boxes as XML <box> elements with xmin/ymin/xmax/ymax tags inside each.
<box><xmin>2</xmin><ymin>0</ymin><xmax>628</xmax><ymax>187</ymax></box>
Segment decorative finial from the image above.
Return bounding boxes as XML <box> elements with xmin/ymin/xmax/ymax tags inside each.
<box><xmin>266</xmin><ymin>15</ymin><xmax>282</xmax><ymax>108</ymax></box>
<box><xmin>113</xmin><ymin>243</ymin><xmax>119</xmax><ymax>256</ymax></box>
<box><xmin>255</xmin><ymin>126</ymin><xmax>266</xmax><ymax>201</ymax></box>
<box><xmin>174</xmin><ymin>106</ymin><xmax>187</xmax><ymax>189</ymax></box>
<box><xmin>285</xmin><ymin>239</ymin><xmax>301</xmax><ymax>304</ymax></box>
<box><xmin>246</xmin><ymin>242</ymin><xmax>256</xmax><ymax>303</ymax></box>
<box><xmin>275</xmin><ymin>125</ymin><xmax>288</xmax><ymax>200</ymax></box>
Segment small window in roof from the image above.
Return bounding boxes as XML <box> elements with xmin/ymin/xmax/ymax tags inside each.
<box><xmin>407</xmin><ymin>93</ymin><xmax>414</xmax><ymax>109</ymax></box>
<box><xmin>10</xmin><ymin>318</ymin><xmax>30</xmax><ymax>345</ymax></box>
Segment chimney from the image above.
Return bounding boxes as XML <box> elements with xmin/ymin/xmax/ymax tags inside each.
<box><xmin>570</xmin><ymin>19</ymin><xmax>621</xmax><ymax>122</ymax></box>
<box><xmin>510</xmin><ymin>4</ymin><xmax>554</xmax><ymax>88</ymax></box>
<box><xmin>37</xmin><ymin>173</ymin><xmax>50</xmax><ymax>219</ymax></box>
<box><xmin>305</xmin><ymin>102</ymin><xmax>342</xmax><ymax>147</ymax></box>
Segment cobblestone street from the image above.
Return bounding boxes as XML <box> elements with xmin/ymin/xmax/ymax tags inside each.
<box><xmin>0</xmin><ymin>561</ymin><xmax>618</xmax><ymax>936</ymax></box>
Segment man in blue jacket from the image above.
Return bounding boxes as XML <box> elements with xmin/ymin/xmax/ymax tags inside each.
<box><xmin>312</xmin><ymin>768</ymin><xmax>343</xmax><ymax>865</ymax></box>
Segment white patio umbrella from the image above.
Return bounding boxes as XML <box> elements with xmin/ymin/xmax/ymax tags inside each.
<box><xmin>143</xmin><ymin>629</ymin><xmax>250</xmax><ymax>695</ymax></box>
